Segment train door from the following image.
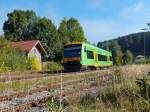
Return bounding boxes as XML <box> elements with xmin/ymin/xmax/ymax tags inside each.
<box><xmin>94</xmin><ymin>52</ymin><xmax>98</xmax><ymax>66</ymax></box>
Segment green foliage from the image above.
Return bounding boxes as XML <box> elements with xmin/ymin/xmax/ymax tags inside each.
<box><xmin>3</xmin><ymin>10</ymin><xmax>62</xmax><ymax>60</ymax></box>
<box><xmin>100</xmin><ymin>86</ymin><xmax>121</xmax><ymax>107</ymax></box>
<box><xmin>45</xmin><ymin>61</ymin><xmax>64</xmax><ymax>72</ymax></box>
<box><xmin>136</xmin><ymin>75</ymin><xmax>150</xmax><ymax>99</ymax></box>
<box><xmin>100</xmin><ymin>40</ymin><xmax>123</xmax><ymax>65</ymax></box>
<box><xmin>114</xmin><ymin>52</ymin><xmax>123</xmax><ymax>65</ymax></box>
<box><xmin>30</xmin><ymin>17</ymin><xmax>63</xmax><ymax>60</ymax></box>
<box><xmin>58</xmin><ymin>17</ymin><xmax>86</xmax><ymax>43</ymax></box>
<box><xmin>136</xmin><ymin>97</ymin><xmax>150</xmax><ymax>112</ymax></box>
<box><xmin>0</xmin><ymin>38</ymin><xmax>30</xmax><ymax>73</ymax></box>
<box><xmin>97</xmin><ymin>32</ymin><xmax>150</xmax><ymax>64</ymax></box>
<box><xmin>3</xmin><ymin>10</ymin><xmax>37</xmax><ymax>41</ymax></box>
<box><xmin>47</xmin><ymin>98</ymin><xmax>60</xmax><ymax>112</ymax></box>
<box><xmin>122</xmin><ymin>50</ymin><xmax>134</xmax><ymax>65</ymax></box>
<box><xmin>80</xmin><ymin>94</ymin><xmax>96</xmax><ymax>106</ymax></box>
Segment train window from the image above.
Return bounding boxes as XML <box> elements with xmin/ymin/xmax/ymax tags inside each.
<box><xmin>87</xmin><ymin>51</ymin><xmax>94</xmax><ymax>59</ymax></box>
<box><xmin>84</xmin><ymin>47</ymin><xmax>86</xmax><ymax>52</ymax></box>
<box><xmin>98</xmin><ymin>54</ymin><xmax>107</xmax><ymax>61</ymax></box>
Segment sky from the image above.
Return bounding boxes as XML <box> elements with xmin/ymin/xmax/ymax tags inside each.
<box><xmin>0</xmin><ymin>0</ymin><xmax>150</xmax><ymax>43</ymax></box>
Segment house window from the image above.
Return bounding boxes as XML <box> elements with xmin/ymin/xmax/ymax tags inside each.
<box><xmin>98</xmin><ymin>54</ymin><xmax>107</xmax><ymax>61</ymax></box>
<box><xmin>87</xmin><ymin>50</ymin><xmax>94</xmax><ymax>59</ymax></box>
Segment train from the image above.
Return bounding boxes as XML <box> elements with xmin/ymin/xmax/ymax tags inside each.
<box><xmin>63</xmin><ymin>42</ymin><xmax>113</xmax><ymax>71</ymax></box>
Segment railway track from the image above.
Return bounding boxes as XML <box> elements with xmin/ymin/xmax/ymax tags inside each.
<box><xmin>0</xmin><ymin>69</ymin><xmax>111</xmax><ymax>82</ymax></box>
<box><xmin>0</xmin><ymin>73</ymin><xmax>111</xmax><ymax>102</ymax></box>
<box><xmin>0</xmin><ymin>73</ymin><xmax>113</xmax><ymax>112</ymax></box>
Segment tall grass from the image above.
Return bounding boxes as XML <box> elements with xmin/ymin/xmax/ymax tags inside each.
<box><xmin>47</xmin><ymin>64</ymin><xmax>150</xmax><ymax>112</ymax></box>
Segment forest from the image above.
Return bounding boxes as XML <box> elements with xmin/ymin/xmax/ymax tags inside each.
<box><xmin>97</xmin><ymin>32</ymin><xmax>150</xmax><ymax>65</ymax></box>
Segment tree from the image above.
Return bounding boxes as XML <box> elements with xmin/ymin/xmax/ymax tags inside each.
<box><xmin>109</xmin><ymin>41</ymin><xmax>123</xmax><ymax>65</ymax></box>
<box><xmin>57</xmin><ymin>18</ymin><xmax>69</xmax><ymax>44</ymax></box>
<box><xmin>30</xmin><ymin>17</ymin><xmax>63</xmax><ymax>60</ymax></box>
<box><xmin>58</xmin><ymin>17</ymin><xmax>86</xmax><ymax>43</ymax></box>
<box><xmin>3</xmin><ymin>10</ymin><xmax>37</xmax><ymax>41</ymax></box>
<box><xmin>3</xmin><ymin>10</ymin><xmax>62</xmax><ymax>60</ymax></box>
<box><xmin>122</xmin><ymin>50</ymin><xmax>133</xmax><ymax>64</ymax></box>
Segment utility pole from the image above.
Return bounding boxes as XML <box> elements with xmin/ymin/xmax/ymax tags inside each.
<box><xmin>141</xmin><ymin>28</ymin><xmax>148</xmax><ymax>58</ymax></box>
<box><xmin>60</xmin><ymin>71</ymin><xmax>63</xmax><ymax>110</ymax></box>
<box><xmin>141</xmin><ymin>23</ymin><xmax>150</xmax><ymax>58</ymax></box>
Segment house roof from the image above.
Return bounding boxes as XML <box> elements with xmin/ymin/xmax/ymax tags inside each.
<box><xmin>11</xmin><ymin>40</ymin><xmax>46</xmax><ymax>54</ymax></box>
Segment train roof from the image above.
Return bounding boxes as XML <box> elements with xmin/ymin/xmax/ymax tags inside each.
<box><xmin>64</xmin><ymin>42</ymin><xmax>82</xmax><ymax>46</ymax></box>
<box><xmin>64</xmin><ymin>42</ymin><xmax>112</xmax><ymax>56</ymax></box>
<box><xmin>83</xmin><ymin>43</ymin><xmax>112</xmax><ymax>56</ymax></box>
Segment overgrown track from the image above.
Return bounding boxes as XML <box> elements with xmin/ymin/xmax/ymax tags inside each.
<box><xmin>0</xmin><ymin>69</ymin><xmax>111</xmax><ymax>82</ymax></box>
<box><xmin>0</xmin><ymin>74</ymin><xmax>113</xmax><ymax>112</ymax></box>
<box><xmin>0</xmin><ymin>73</ymin><xmax>110</xmax><ymax>102</ymax></box>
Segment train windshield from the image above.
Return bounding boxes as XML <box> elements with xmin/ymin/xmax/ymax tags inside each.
<box><xmin>64</xmin><ymin>45</ymin><xmax>81</xmax><ymax>58</ymax></box>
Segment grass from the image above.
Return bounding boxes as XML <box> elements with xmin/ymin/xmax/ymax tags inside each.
<box><xmin>46</xmin><ymin>64</ymin><xmax>150</xmax><ymax>112</ymax></box>
<box><xmin>0</xmin><ymin>71</ymin><xmax>107</xmax><ymax>94</ymax></box>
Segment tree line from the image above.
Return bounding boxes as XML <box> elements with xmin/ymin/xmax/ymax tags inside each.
<box><xmin>97</xmin><ymin>32</ymin><xmax>150</xmax><ymax>65</ymax></box>
<box><xmin>3</xmin><ymin>10</ymin><xmax>87</xmax><ymax>61</ymax></box>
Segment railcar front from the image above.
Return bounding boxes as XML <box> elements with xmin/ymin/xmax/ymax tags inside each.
<box><xmin>63</xmin><ymin>42</ymin><xmax>82</xmax><ymax>71</ymax></box>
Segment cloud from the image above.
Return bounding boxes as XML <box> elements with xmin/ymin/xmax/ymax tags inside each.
<box><xmin>121</xmin><ymin>1</ymin><xmax>150</xmax><ymax>23</ymax></box>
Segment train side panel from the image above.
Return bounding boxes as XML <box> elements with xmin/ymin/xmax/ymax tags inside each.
<box><xmin>81</xmin><ymin>43</ymin><xmax>113</xmax><ymax>68</ymax></box>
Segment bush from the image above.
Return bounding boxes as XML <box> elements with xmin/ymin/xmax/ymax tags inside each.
<box><xmin>28</xmin><ymin>57</ymin><xmax>42</xmax><ymax>71</ymax></box>
<box><xmin>0</xmin><ymin>38</ymin><xmax>30</xmax><ymax>73</ymax></box>
<box><xmin>47</xmin><ymin>98</ymin><xmax>60</xmax><ymax>112</ymax></box>
<box><xmin>136</xmin><ymin>97</ymin><xmax>150</xmax><ymax>112</ymax></box>
<box><xmin>45</xmin><ymin>61</ymin><xmax>63</xmax><ymax>72</ymax></box>
<box><xmin>80</xmin><ymin>94</ymin><xmax>96</xmax><ymax>106</ymax></box>
<box><xmin>99</xmin><ymin>85</ymin><xmax>121</xmax><ymax>107</ymax></box>
<box><xmin>136</xmin><ymin>75</ymin><xmax>150</xmax><ymax>99</ymax></box>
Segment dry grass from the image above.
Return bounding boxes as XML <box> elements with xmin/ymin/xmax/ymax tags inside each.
<box><xmin>116</xmin><ymin>64</ymin><xmax>150</xmax><ymax>79</ymax></box>
<box><xmin>48</xmin><ymin>64</ymin><xmax>150</xmax><ymax>112</ymax></box>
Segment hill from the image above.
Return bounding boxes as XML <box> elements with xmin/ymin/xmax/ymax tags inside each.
<box><xmin>97</xmin><ymin>32</ymin><xmax>150</xmax><ymax>57</ymax></box>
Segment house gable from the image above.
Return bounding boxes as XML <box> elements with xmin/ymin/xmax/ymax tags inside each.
<box><xmin>28</xmin><ymin>46</ymin><xmax>42</xmax><ymax>62</ymax></box>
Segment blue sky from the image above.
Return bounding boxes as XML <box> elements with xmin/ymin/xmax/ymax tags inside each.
<box><xmin>0</xmin><ymin>0</ymin><xmax>150</xmax><ymax>43</ymax></box>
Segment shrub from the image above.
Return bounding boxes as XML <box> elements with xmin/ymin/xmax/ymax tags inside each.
<box><xmin>0</xmin><ymin>38</ymin><xmax>30</xmax><ymax>73</ymax></box>
<box><xmin>136</xmin><ymin>75</ymin><xmax>150</xmax><ymax>99</ymax></box>
<box><xmin>47</xmin><ymin>98</ymin><xmax>60</xmax><ymax>112</ymax></box>
<box><xmin>136</xmin><ymin>97</ymin><xmax>150</xmax><ymax>112</ymax></box>
<box><xmin>80</xmin><ymin>94</ymin><xmax>96</xmax><ymax>106</ymax></box>
<box><xmin>99</xmin><ymin>85</ymin><xmax>121</xmax><ymax>107</ymax></box>
<box><xmin>28</xmin><ymin>57</ymin><xmax>42</xmax><ymax>71</ymax></box>
<box><xmin>45</xmin><ymin>61</ymin><xmax>63</xmax><ymax>72</ymax></box>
